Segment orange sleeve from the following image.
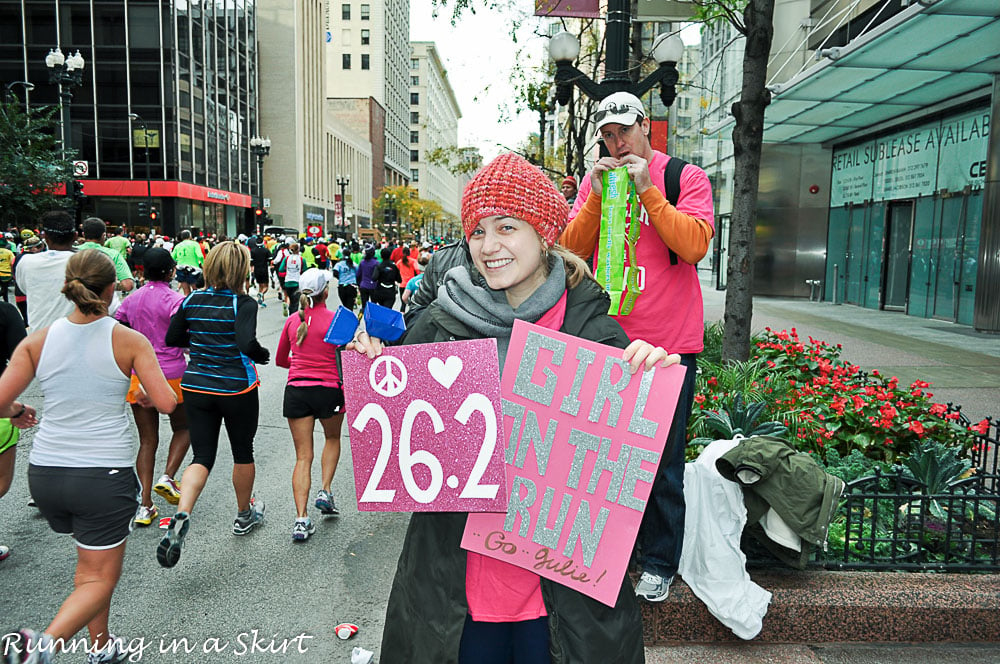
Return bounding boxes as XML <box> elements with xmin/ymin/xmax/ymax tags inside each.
<box><xmin>559</xmin><ymin>191</ymin><xmax>603</xmax><ymax>260</ymax></box>
<box><xmin>637</xmin><ymin>186</ymin><xmax>714</xmax><ymax>265</ymax></box>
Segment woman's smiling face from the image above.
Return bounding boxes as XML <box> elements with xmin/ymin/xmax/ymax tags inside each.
<box><xmin>468</xmin><ymin>216</ymin><xmax>547</xmax><ymax>308</ymax></box>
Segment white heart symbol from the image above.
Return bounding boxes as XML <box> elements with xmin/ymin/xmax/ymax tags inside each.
<box><xmin>428</xmin><ymin>356</ymin><xmax>463</xmax><ymax>389</ymax></box>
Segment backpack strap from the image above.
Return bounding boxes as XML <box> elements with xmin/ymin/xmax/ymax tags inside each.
<box><xmin>662</xmin><ymin>156</ymin><xmax>688</xmax><ymax>266</ymax></box>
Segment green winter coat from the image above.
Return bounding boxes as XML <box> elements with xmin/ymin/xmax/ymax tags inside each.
<box><xmin>715</xmin><ymin>435</ymin><xmax>845</xmax><ymax>568</ymax></box>
<box><xmin>379</xmin><ymin>272</ymin><xmax>646</xmax><ymax>664</ymax></box>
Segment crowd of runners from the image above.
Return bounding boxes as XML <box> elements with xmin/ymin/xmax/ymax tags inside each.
<box><xmin>0</xmin><ymin>217</ymin><xmax>440</xmax><ymax>664</ymax></box>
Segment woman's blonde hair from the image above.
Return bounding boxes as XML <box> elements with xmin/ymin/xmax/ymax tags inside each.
<box><xmin>295</xmin><ymin>287</ymin><xmax>328</xmax><ymax>346</ymax></box>
<box><xmin>62</xmin><ymin>249</ymin><xmax>116</xmax><ymax>316</ymax></box>
<box><xmin>202</xmin><ymin>241</ymin><xmax>251</xmax><ymax>293</ymax></box>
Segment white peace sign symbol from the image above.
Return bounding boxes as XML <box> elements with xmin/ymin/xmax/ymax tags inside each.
<box><xmin>369</xmin><ymin>356</ymin><xmax>408</xmax><ymax>397</ymax></box>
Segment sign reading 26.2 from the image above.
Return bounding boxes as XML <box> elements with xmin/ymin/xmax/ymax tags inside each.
<box><xmin>341</xmin><ymin>339</ymin><xmax>508</xmax><ymax>513</ymax></box>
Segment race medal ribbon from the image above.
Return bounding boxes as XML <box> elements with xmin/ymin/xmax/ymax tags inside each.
<box><xmin>596</xmin><ymin>167</ymin><xmax>641</xmax><ymax>316</ymax></box>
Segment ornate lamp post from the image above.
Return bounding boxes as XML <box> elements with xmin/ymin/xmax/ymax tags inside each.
<box><xmin>45</xmin><ymin>48</ymin><xmax>85</xmax><ymax>158</ymax></box>
<box><xmin>250</xmin><ymin>135</ymin><xmax>271</xmax><ymax>225</ymax></box>
<box><xmin>336</xmin><ymin>174</ymin><xmax>350</xmax><ymax>236</ymax></box>
<box><xmin>128</xmin><ymin>112</ymin><xmax>154</xmax><ymax>229</ymax></box>
<box><xmin>548</xmin><ymin>9</ymin><xmax>684</xmax><ymax>107</ymax></box>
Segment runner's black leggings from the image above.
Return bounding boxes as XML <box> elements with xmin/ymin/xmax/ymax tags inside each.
<box><xmin>183</xmin><ymin>389</ymin><xmax>259</xmax><ymax>472</ymax></box>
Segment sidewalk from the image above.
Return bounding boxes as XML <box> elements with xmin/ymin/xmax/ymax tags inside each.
<box><xmin>699</xmin><ymin>274</ymin><xmax>1000</xmax><ymax>423</ymax></box>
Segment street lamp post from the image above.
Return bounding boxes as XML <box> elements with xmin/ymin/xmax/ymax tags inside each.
<box><xmin>128</xmin><ymin>113</ymin><xmax>154</xmax><ymax>231</ymax></box>
<box><xmin>4</xmin><ymin>81</ymin><xmax>34</xmax><ymax>115</ymax></box>
<box><xmin>548</xmin><ymin>4</ymin><xmax>684</xmax><ymax>107</ymax></box>
<box><xmin>336</xmin><ymin>174</ymin><xmax>350</xmax><ymax>237</ymax></box>
<box><xmin>45</xmin><ymin>48</ymin><xmax>85</xmax><ymax>159</ymax></box>
<box><xmin>250</xmin><ymin>135</ymin><xmax>271</xmax><ymax>230</ymax></box>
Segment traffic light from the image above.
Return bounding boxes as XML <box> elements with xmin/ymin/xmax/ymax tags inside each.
<box><xmin>254</xmin><ymin>207</ymin><xmax>264</xmax><ymax>218</ymax></box>
<box><xmin>138</xmin><ymin>201</ymin><xmax>149</xmax><ymax>218</ymax></box>
<box><xmin>70</xmin><ymin>180</ymin><xmax>86</xmax><ymax>203</ymax></box>
<box><xmin>149</xmin><ymin>207</ymin><xmax>158</xmax><ymax>223</ymax></box>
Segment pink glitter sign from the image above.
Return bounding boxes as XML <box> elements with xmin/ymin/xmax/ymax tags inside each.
<box><xmin>461</xmin><ymin>320</ymin><xmax>684</xmax><ymax>607</ymax></box>
<box><xmin>341</xmin><ymin>339</ymin><xmax>508</xmax><ymax>512</ymax></box>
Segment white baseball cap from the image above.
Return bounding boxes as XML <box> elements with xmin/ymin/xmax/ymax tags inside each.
<box><xmin>298</xmin><ymin>268</ymin><xmax>329</xmax><ymax>296</ymax></box>
<box><xmin>594</xmin><ymin>92</ymin><xmax>646</xmax><ymax>132</ymax></box>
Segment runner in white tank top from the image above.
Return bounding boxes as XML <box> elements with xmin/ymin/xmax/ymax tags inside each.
<box><xmin>0</xmin><ymin>249</ymin><xmax>176</xmax><ymax>662</ymax></box>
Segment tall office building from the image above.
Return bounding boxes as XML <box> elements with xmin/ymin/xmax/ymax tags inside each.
<box><xmin>258</xmin><ymin>0</ymin><xmax>373</xmax><ymax>234</ymax></box>
<box><xmin>325</xmin><ymin>0</ymin><xmax>409</xmax><ymax>192</ymax></box>
<box><xmin>0</xmin><ymin>0</ymin><xmax>261</xmax><ymax>236</ymax></box>
<box><xmin>408</xmin><ymin>42</ymin><xmax>462</xmax><ymax>219</ymax></box>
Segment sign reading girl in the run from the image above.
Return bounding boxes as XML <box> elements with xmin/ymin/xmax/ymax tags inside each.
<box><xmin>341</xmin><ymin>338</ymin><xmax>509</xmax><ymax>513</ymax></box>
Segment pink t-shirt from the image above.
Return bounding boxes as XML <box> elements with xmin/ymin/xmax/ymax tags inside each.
<box><xmin>464</xmin><ymin>293</ymin><xmax>567</xmax><ymax>622</ymax></box>
<box><xmin>114</xmin><ymin>281</ymin><xmax>186</xmax><ymax>379</ymax></box>
<box><xmin>570</xmin><ymin>151</ymin><xmax>715</xmax><ymax>354</ymax></box>
<box><xmin>275</xmin><ymin>305</ymin><xmax>342</xmax><ymax>387</ymax></box>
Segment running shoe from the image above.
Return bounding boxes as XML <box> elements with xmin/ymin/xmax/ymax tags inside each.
<box><xmin>257</xmin><ymin>292</ymin><xmax>264</xmax><ymax>304</ymax></box>
<box><xmin>315</xmin><ymin>489</ymin><xmax>339</xmax><ymax>515</ymax></box>
<box><xmin>4</xmin><ymin>628</ymin><xmax>54</xmax><ymax>664</ymax></box>
<box><xmin>282</xmin><ymin>301</ymin><xmax>289</xmax><ymax>316</ymax></box>
<box><xmin>233</xmin><ymin>496</ymin><xmax>265</xmax><ymax>536</ymax></box>
<box><xmin>291</xmin><ymin>518</ymin><xmax>316</xmax><ymax>542</ymax></box>
<box><xmin>153</xmin><ymin>475</ymin><xmax>181</xmax><ymax>505</ymax></box>
<box><xmin>87</xmin><ymin>634</ymin><xmax>128</xmax><ymax>664</ymax></box>
<box><xmin>635</xmin><ymin>572</ymin><xmax>673</xmax><ymax>602</ymax></box>
<box><xmin>134</xmin><ymin>505</ymin><xmax>158</xmax><ymax>526</ymax></box>
<box><xmin>0</xmin><ymin>544</ymin><xmax>9</xmax><ymax>561</ymax></box>
<box><xmin>156</xmin><ymin>511</ymin><xmax>190</xmax><ymax>568</ymax></box>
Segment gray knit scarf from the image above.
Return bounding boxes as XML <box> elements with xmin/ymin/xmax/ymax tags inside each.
<box><xmin>436</xmin><ymin>255</ymin><xmax>566</xmax><ymax>367</ymax></box>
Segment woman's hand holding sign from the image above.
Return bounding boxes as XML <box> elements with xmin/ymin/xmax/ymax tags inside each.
<box><xmin>622</xmin><ymin>340</ymin><xmax>680</xmax><ymax>375</ymax></box>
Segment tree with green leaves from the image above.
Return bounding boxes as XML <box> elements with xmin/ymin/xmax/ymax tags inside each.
<box><xmin>693</xmin><ymin>0</ymin><xmax>775</xmax><ymax>363</ymax></box>
<box><xmin>0</xmin><ymin>97</ymin><xmax>74</xmax><ymax>230</ymax></box>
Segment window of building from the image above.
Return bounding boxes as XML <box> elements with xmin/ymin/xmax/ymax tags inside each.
<box><xmin>410</xmin><ymin>111</ymin><xmax>419</xmax><ymax>123</ymax></box>
<box><xmin>361</xmin><ymin>54</ymin><xmax>369</xmax><ymax>69</ymax></box>
<box><xmin>410</xmin><ymin>92</ymin><xmax>419</xmax><ymax>105</ymax></box>
<box><xmin>361</xmin><ymin>29</ymin><xmax>370</xmax><ymax>45</ymax></box>
<box><xmin>342</xmin><ymin>54</ymin><xmax>351</xmax><ymax>69</ymax></box>
<box><xmin>410</xmin><ymin>149</ymin><xmax>419</xmax><ymax>162</ymax></box>
<box><xmin>411</xmin><ymin>168</ymin><xmax>419</xmax><ymax>182</ymax></box>
<box><xmin>410</xmin><ymin>130</ymin><xmax>419</xmax><ymax>144</ymax></box>
<box><xmin>360</xmin><ymin>4</ymin><xmax>370</xmax><ymax>19</ymax></box>
<box><xmin>410</xmin><ymin>58</ymin><xmax>419</xmax><ymax>70</ymax></box>
<box><xmin>342</xmin><ymin>29</ymin><xmax>350</xmax><ymax>45</ymax></box>
<box><xmin>410</xmin><ymin>76</ymin><xmax>419</xmax><ymax>85</ymax></box>
<box><xmin>342</xmin><ymin>3</ymin><xmax>350</xmax><ymax>19</ymax></box>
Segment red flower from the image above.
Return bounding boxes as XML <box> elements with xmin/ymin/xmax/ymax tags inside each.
<box><xmin>706</xmin><ymin>377</ymin><xmax>718</xmax><ymax>388</ymax></box>
<box><xmin>694</xmin><ymin>394</ymin><xmax>706</xmax><ymax>406</ymax></box>
<box><xmin>929</xmin><ymin>403</ymin><xmax>947</xmax><ymax>417</ymax></box>
<box><xmin>971</xmin><ymin>419</ymin><xmax>990</xmax><ymax>436</ymax></box>
<box><xmin>908</xmin><ymin>421</ymin><xmax>925</xmax><ymax>436</ymax></box>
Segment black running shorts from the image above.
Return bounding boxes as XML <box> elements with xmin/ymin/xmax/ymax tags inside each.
<box><xmin>282</xmin><ymin>385</ymin><xmax>344</xmax><ymax>420</ymax></box>
<box><xmin>28</xmin><ymin>465</ymin><xmax>139</xmax><ymax>549</ymax></box>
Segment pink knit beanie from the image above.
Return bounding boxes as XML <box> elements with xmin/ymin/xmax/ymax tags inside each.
<box><xmin>461</xmin><ymin>153</ymin><xmax>570</xmax><ymax>247</ymax></box>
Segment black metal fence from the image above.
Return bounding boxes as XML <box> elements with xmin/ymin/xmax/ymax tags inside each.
<box><xmin>819</xmin><ymin>410</ymin><xmax>999</xmax><ymax>571</ymax></box>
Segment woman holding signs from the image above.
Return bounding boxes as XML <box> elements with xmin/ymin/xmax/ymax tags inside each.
<box><xmin>350</xmin><ymin>153</ymin><xmax>678</xmax><ymax>664</ymax></box>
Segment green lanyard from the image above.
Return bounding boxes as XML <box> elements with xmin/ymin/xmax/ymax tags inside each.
<box><xmin>596</xmin><ymin>167</ymin><xmax>641</xmax><ymax>316</ymax></box>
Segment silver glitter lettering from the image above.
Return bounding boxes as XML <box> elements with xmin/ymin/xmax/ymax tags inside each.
<box><xmin>619</xmin><ymin>446</ymin><xmax>659</xmax><ymax>511</ymax></box>
<box><xmin>502</xmin><ymin>399</ymin><xmax>526</xmax><ymax>466</ymax></box>
<box><xmin>586</xmin><ymin>439</ymin><xmax>630</xmax><ymax>502</ymax></box>
<box><xmin>563</xmin><ymin>500</ymin><xmax>610</xmax><ymax>567</ymax></box>
<box><xmin>626</xmin><ymin>369</ymin><xmax>659</xmax><ymax>439</ymax></box>
<box><xmin>512</xmin><ymin>331</ymin><xmax>566</xmax><ymax>407</ymax></box>
<box><xmin>504</xmin><ymin>476</ymin><xmax>537</xmax><ymax>537</ymax></box>
<box><xmin>532</xmin><ymin>487</ymin><xmax>572</xmax><ymax>549</ymax></box>
<box><xmin>559</xmin><ymin>347</ymin><xmax>597</xmax><ymax>417</ymax></box>
<box><xmin>517</xmin><ymin>410</ymin><xmax>557</xmax><ymax>475</ymax></box>
<box><xmin>588</xmin><ymin>356</ymin><xmax>631</xmax><ymax>426</ymax></box>
<box><xmin>565</xmin><ymin>428</ymin><xmax>599</xmax><ymax>489</ymax></box>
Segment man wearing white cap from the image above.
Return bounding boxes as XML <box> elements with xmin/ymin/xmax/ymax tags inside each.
<box><xmin>561</xmin><ymin>91</ymin><xmax>715</xmax><ymax>603</ymax></box>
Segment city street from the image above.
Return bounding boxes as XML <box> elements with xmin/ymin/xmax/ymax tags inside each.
<box><xmin>1</xmin><ymin>291</ymin><xmax>408</xmax><ymax>663</ymax></box>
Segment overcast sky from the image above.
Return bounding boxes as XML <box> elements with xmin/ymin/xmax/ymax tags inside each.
<box><xmin>409</xmin><ymin>0</ymin><xmax>547</xmax><ymax>160</ymax></box>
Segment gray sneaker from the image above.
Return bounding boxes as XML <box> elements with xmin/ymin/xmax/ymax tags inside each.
<box><xmin>291</xmin><ymin>518</ymin><xmax>316</xmax><ymax>542</ymax></box>
<box><xmin>315</xmin><ymin>489</ymin><xmax>339</xmax><ymax>515</ymax></box>
<box><xmin>156</xmin><ymin>512</ymin><xmax>190</xmax><ymax>568</ymax></box>
<box><xmin>233</xmin><ymin>496</ymin><xmax>265</xmax><ymax>536</ymax></box>
<box><xmin>87</xmin><ymin>634</ymin><xmax>128</xmax><ymax>664</ymax></box>
<box><xmin>635</xmin><ymin>572</ymin><xmax>673</xmax><ymax>602</ymax></box>
<box><xmin>5</xmin><ymin>628</ymin><xmax>54</xmax><ymax>664</ymax></box>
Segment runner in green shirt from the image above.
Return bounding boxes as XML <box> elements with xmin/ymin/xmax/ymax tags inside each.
<box><xmin>79</xmin><ymin>218</ymin><xmax>135</xmax><ymax>293</ymax></box>
<box><xmin>171</xmin><ymin>230</ymin><xmax>205</xmax><ymax>296</ymax></box>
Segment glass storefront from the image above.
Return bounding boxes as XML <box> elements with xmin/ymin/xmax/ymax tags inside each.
<box><xmin>825</xmin><ymin>108</ymin><xmax>988</xmax><ymax>324</ymax></box>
